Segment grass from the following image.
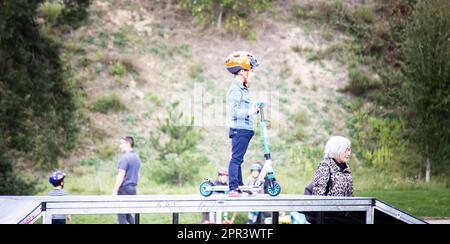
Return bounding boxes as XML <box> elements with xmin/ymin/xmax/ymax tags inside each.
<box><xmin>34</xmin><ymin>145</ymin><xmax>450</xmax><ymax>224</ymax></box>
<box><xmin>356</xmin><ymin>187</ymin><xmax>450</xmax><ymax>218</ymax></box>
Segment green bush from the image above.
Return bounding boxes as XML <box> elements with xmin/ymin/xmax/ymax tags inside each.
<box><xmin>286</xmin><ymin>111</ymin><xmax>309</xmax><ymax>143</ymax></box>
<box><xmin>57</xmin><ymin>0</ymin><xmax>92</xmax><ymax>28</ymax></box>
<box><xmin>95</xmin><ymin>142</ymin><xmax>117</xmax><ymax>160</ymax></box>
<box><xmin>91</xmin><ymin>93</ymin><xmax>127</xmax><ymax>114</ymax></box>
<box><xmin>180</xmin><ymin>0</ymin><xmax>270</xmax><ymax>35</ymax></box>
<box><xmin>1</xmin><ymin>0</ymin><xmax>81</xmax><ymax>170</ymax></box>
<box><xmin>291</xmin><ymin>4</ymin><xmax>310</xmax><ymax>20</ymax></box>
<box><xmin>108</xmin><ymin>61</ymin><xmax>127</xmax><ymax>77</ymax></box>
<box><xmin>38</xmin><ymin>2</ymin><xmax>63</xmax><ymax>25</ymax></box>
<box><xmin>187</xmin><ymin>63</ymin><xmax>203</xmax><ymax>79</ymax></box>
<box><xmin>113</xmin><ymin>30</ymin><xmax>128</xmax><ymax>49</ymax></box>
<box><xmin>149</xmin><ymin>103</ymin><xmax>208</xmax><ymax>186</ymax></box>
<box><xmin>402</xmin><ymin>0</ymin><xmax>450</xmax><ymax>175</ymax></box>
<box><xmin>342</xmin><ymin>67</ymin><xmax>380</xmax><ymax>96</ymax></box>
<box><xmin>0</xmin><ymin>154</ymin><xmax>38</xmax><ymax>195</ymax></box>
<box><xmin>349</xmin><ymin>6</ymin><xmax>375</xmax><ymax>25</ymax></box>
<box><xmin>347</xmin><ymin>106</ymin><xmax>413</xmax><ymax>173</ymax></box>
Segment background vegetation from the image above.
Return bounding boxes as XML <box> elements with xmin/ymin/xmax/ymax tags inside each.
<box><xmin>1</xmin><ymin>0</ymin><xmax>449</xmax><ymax>222</ymax></box>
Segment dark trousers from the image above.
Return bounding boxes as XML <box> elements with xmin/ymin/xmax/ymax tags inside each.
<box><xmin>303</xmin><ymin>211</ymin><xmax>366</xmax><ymax>224</ymax></box>
<box><xmin>51</xmin><ymin>219</ymin><xmax>66</xmax><ymax>224</ymax></box>
<box><xmin>228</xmin><ymin>129</ymin><xmax>254</xmax><ymax>191</ymax></box>
<box><xmin>118</xmin><ymin>185</ymin><xmax>137</xmax><ymax>224</ymax></box>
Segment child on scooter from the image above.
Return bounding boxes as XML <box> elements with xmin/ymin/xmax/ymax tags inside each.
<box><xmin>225</xmin><ymin>51</ymin><xmax>261</xmax><ymax>197</ymax></box>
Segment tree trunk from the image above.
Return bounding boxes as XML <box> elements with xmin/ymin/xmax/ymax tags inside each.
<box><xmin>217</xmin><ymin>5</ymin><xmax>223</xmax><ymax>29</ymax></box>
<box><xmin>425</xmin><ymin>157</ymin><xmax>431</xmax><ymax>183</ymax></box>
<box><xmin>418</xmin><ymin>160</ymin><xmax>423</xmax><ymax>181</ymax></box>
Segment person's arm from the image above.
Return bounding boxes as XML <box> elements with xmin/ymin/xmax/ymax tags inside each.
<box><xmin>312</xmin><ymin>162</ymin><xmax>330</xmax><ymax>196</ymax></box>
<box><xmin>112</xmin><ymin>170</ymin><xmax>126</xmax><ymax>195</ymax></box>
<box><xmin>228</xmin><ymin>90</ymin><xmax>259</xmax><ymax>119</ymax></box>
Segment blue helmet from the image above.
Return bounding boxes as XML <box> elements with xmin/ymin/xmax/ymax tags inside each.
<box><xmin>250</xmin><ymin>163</ymin><xmax>262</xmax><ymax>172</ymax></box>
<box><xmin>49</xmin><ymin>170</ymin><xmax>66</xmax><ymax>186</ymax></box>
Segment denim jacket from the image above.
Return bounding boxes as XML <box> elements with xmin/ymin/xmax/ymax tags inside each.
<box><xmin>227</xmin><ymin>78</ymin><xmax>254</xmax><ymax>131</ymax></box>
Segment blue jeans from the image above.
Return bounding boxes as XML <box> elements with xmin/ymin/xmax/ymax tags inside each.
<box><xmin>228</xmin><ymin>128</ymin><xmax>254</xmax><ymax>191</ymax></box>
<box><xmin>118</xmin><ymin>185</ymin><xmax>137</xmax><ymax>224</ymax></box>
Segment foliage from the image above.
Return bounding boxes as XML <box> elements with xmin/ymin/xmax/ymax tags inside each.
<box><xmin>57</xmin><ymin>0</ymin><xmax>92</xmax><ymax>28</ymax></box>
<box><xmin>0</xmin><ymin>0</ymin><xmax>83</xmax><ymax>171</ymax></box>
<box><xmin>341</xmin><ymin>67</ymin><xmax>381</xmax><ymax>96</ymax></box>
<box><xmin>91</xmin><ymin>93</ymin><xmax>127</xmax><ymax>114</ymax></box>
<box><xmin>149</xmin><ymin>103</ymin><xmax>209</xmax><ymax>186</ymax></box>
<box><xmin>286</xmin><ymin>111</ymin><xmax>309</xmax><ymax>143</ymax></box>
<box><xmin>179</xmin><ymin>0</ymin><xmax>271</xmax><ymax>35</ymax></box>
<box><xmin>0</xmin><ymin>147</ymin><xmax>38</xmax><ymax>195</ymax></box>
<box><xmin>0</xmin><ymin>1</ymin><xmax>93</xmax><ymax>195</ymax></box>
<box><xmin>402</xmin><ymin>0</ymin><xmax>450</xmax><ymax>173</ymax></box>
<box><xmin>38</xmin><ymin>2</ymin><xmax>64</xmax><ymax>26</ymax></box>
<box><xmin>347</xmin><ymin>105</ymin><xmax>413</xmax><ymax>174</ymax></box>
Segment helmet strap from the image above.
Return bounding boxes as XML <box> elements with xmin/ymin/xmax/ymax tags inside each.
<box><xmin>240</xmin><ymin>70</ymin><xmax>250</xmax><ymax>87</ymax></box>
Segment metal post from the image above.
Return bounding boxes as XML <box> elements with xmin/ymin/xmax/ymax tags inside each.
<box><xmin>43</xmin><ymin>212</ymin><xmax>52</xmax><ymax>224</ymax></box>
<box><xmin>272</xmin><ymin>212</ymin><xmax>279</xmax><ymax>224</ymax></box>
<box><xmin>173</xmin><ymin>213</ymin><xmax>179</xmax><ymax>224</ymax></box>
<box><xmin>366</xmin><ymin>207</ymin><xmax>375</xmax><ymax>224</ymax></box>
<box><xmin>41</xmin><ymin>203</ymin><xmax>52</xmax><ymax>224</ymax></box>
<box><xmin>216</xmin><ymin>211</ymin><xmax>222</xmax><ymax>224</ymax></box>
<box><xmin>135</xmin><ymin>214</ymin><xmax>140</xmax><ymax>224</ymax></box>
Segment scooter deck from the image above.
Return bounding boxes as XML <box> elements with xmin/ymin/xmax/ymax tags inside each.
<box><xmin>202</xmin><ymin>184</ymin><xmax>263</xmax><ymax>193</ymax></box>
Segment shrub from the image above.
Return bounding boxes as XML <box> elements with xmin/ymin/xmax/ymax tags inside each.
<box><xmin>57</xmin><ymin>0</ymin><xmax>92</xmax><ymax>28</ymax></box>
<box><xmin>108</xmin><ymin>61</ymin><xmax>127</xmax><ymax>77</ymax></box>
<box><xmin>95</xmin><ymin>142</ymin><xmax>117</xmax><ymax>160</ymax></box>
<box><xmin>402</xmin><ymin>0</ymin><xmax>450</xmax><ymax>177</ymax></box>
<box><xmin>342</xmin><ymin>67</ymin><xmax>381</xmax><ymax>96</ymax></box>
<box><xmin>187</xmin><ymin>63</ymin><xmax>203</xmax><ymax>79</ymax></box>
<box><xmin>148</xmin><ymin>103</ymin><xmax>208</xmax><ymax>186</ymax></box>
<box><xmin>287</xmin><ymin>111</ymin><xmax>309</xmax><ymax>142</ymax></box>
<box><xmin>0</xmin><ymin>154</ymin><xmax>38</xmax><ymax>195</ymax></box>
<box><xmin>38</xmin><ymin>2</ymin><xmax>63</xmax><ymax>25</ymax></box>
<box><xmin>180</xmin><ymin>0</ymin><xmax>270</xmax><ymax>35</ymax></box>
<box><xmin>91</xmin><ymin>93</ymin><xmax>127</xmax><ymax>114</ymax></box>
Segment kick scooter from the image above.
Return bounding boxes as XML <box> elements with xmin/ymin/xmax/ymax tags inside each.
<box><xmin>199</xmin><ymin>102</ymin><xmax>281</xmax><ymax>197</ymax></box>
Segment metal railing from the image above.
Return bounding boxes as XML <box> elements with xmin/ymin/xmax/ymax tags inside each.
<box><xmin>0</xmin><ymin>195</ymin><xmax>427</xmax><ymax>224</ymax></box>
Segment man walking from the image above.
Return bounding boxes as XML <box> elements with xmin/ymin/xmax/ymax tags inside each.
<box><xmin>112</xmin><ymin>136</ymin><xmax>141</xmax><ymax>224</ymax></box>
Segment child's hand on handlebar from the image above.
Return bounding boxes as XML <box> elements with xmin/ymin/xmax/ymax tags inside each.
<box><xmin>248</xmin><ymin>105</ymin><xmax>261</xmax><ymax>116</ymax></box>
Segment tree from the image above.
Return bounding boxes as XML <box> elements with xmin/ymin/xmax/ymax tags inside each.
<box><xmin>149</xmin><ymin>103</ymin><xmax>209</xmax><ymax>186</ymax></box>
<box><xmin>402</xmin><ymin>0</ymin><xmax>450</xmax><ymax>182</ymax></box>
<box><xmin>0</xmin><ymin>0</ymin><xmax>91</xmax><ymax>194</ymax></box>
<box><xmin>180</xmin><ymin>0</ymin><xmax>270</xmax><ymax>34</ymax></box>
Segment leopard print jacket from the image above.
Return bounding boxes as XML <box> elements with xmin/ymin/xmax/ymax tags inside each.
<box><xmin>311</xmin><ymin>157</ymin><xmax>353</xmax><ymax>197</ymax></box>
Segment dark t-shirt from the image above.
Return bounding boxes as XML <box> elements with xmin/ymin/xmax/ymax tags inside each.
<box><xmin>118</xmin><ymin>150</ymin><xmax>141</xmax><ymax>187</ymax></box>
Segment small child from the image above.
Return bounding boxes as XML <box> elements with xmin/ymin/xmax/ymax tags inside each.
<box><xmin>225</xmin><ymin>51</ymin><xmax>261</xmax><ymax>197</ymax></box>
<box><xmin>244</xmin><ymin>163</ymin><xmax>263</xmax><ymax>189</ymax></box>
<box><xmin>245</xmin><ymin>162</ymin><xmax>270</xmax><ymax>224</ymax></box>
<box><xmin>201</xmin><ymin>168</ymin><xmax>236</xmax><ymax>224</ymax></box>
<box><xmin>48</xmin><ymin>170</ymin><xmax>72</xmax><ymax>224</ymax></box>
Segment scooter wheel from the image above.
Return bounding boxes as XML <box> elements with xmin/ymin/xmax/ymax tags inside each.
<box><xmin>199</xmin><ymin>181</ymin><xmax>214</xmax><ymax>197</ymax></box>
<box><xmin>267</xmin><ymin>181</ymin><xmax>281</xmax><ymax>197</ymax></box>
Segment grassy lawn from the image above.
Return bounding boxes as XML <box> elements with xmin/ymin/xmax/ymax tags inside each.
<box><xmin>356</xmin><ymin>187</ymin><xmax>450</xmax><ymax>218</ymax></box>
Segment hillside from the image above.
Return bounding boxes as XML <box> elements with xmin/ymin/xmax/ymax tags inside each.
<box><xmin>2</xmin><ymin>0</ymin><xmax>449</xmax><ymax>222</ymax></box>
<box><xmin>59</xmin><ymin>0</ymin><xmax>354</xmax><ymax>183</ymax></box>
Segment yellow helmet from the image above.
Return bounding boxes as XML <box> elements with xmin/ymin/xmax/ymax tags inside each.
<box><xmin>225</xmin><ymin>51</ymin><xmax>260</xmax><ymax>74</ymax></box>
